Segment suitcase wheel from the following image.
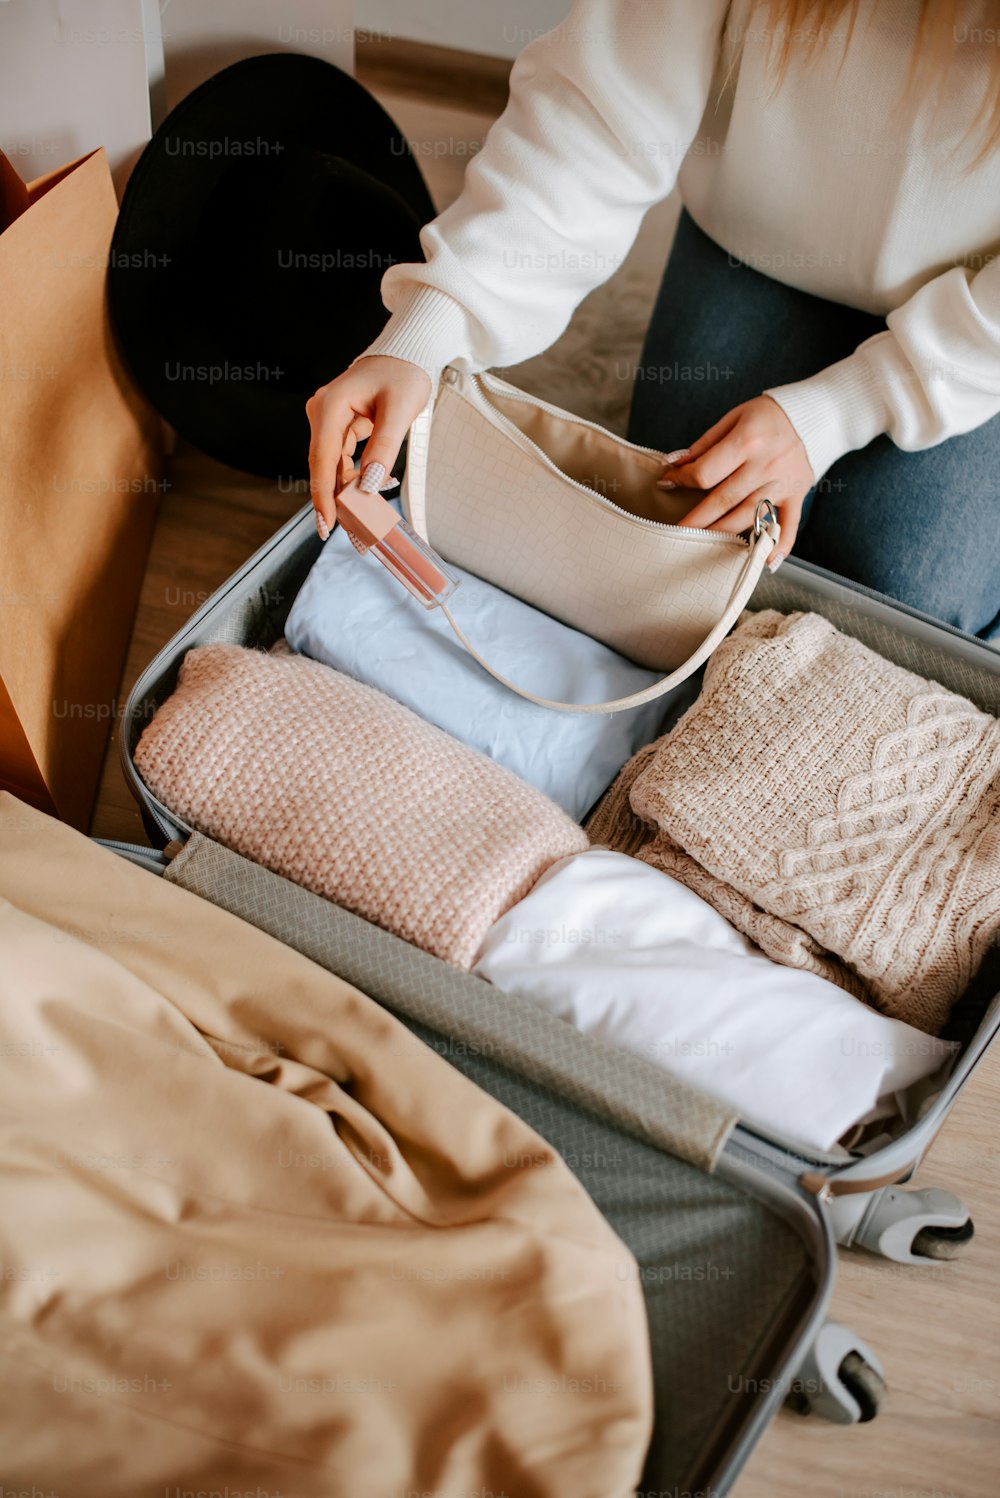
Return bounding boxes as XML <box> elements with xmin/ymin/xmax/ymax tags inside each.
<box><xmin>835</xmin><ymin>1351</ymin><xmax>886</xmax><ymax>1423</ymax></box>
<box><xmin>831</xmin><ymin>1184</ymin><xmax>974</xmax><ymax>1264</ymax></box>
<box><xmin>911</xmin><ymin>1217</ymin><xmax>975</xmax><ymax>1260</ymax></box>
<box><xmin>787</xmin><ymin>1320</ymin><xmax>886</xmax><ymax>1425</ymax></box>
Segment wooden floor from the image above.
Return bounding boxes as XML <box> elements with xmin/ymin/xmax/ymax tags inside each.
<box><xmin>90</xmin><ymin>47</ymin><xmax>1000</xmax><ymax>1498</ymax></box>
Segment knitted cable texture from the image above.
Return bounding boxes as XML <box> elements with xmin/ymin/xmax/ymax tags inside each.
<box><xmin>587</xmin><ymin>611</ymin><xmax>1000</xmax><ymax>1035</ymax></box>
<box><xmin>135</xmin><ymin>644</ymin><xmax>588</xmax><ymax>969</ymax></box>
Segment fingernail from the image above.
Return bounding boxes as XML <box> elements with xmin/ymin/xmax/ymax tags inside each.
<box><xmin>662</xmin><ymin>448</ymin><xmax>690</xmax><ymax>466</ymax></box>
<box><xmin>767</xmin><ymin>551</ymin><xmax>785</xmax><ymax>573</ymax></box>
<box><xmin>656</xmin><ymin>479</ymin><xmax>678</xmax><ymax>491</ymax></box>
<box><xmin>345</xmin><ymin>463</ymin><xmax>396</xmax><ymax>492</ymax></box>
<box><xmin>315</xmin><ymin>511</ymin><xmax>330</xmax><ymax>542</ymax></box>
<box><xmin>359</xmin><ymin>461</ymin><xmax>387</xmax><ymax>494</ymax></box>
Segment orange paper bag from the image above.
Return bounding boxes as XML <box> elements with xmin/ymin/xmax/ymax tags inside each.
<box><xmin>0</xmin><ymin>146</ymin><xmax>163</xmax><ymax>830</ymax></box>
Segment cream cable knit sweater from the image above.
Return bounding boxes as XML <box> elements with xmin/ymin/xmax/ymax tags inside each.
<box><xmin>587</xmin><ymin>610</ymin><xmax>1000</xmax><ymax>1035</ymax></box>
<box><xmin>362</xmin><ymin>0</ymin><xmax>1000</xmax><ymax>481</ymax></box>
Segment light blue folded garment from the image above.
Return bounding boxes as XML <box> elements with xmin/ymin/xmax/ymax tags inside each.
<box><xmin>284</xmin><ymin>510</ymin><xmax>670</xmax><ymax>821</ymax></box>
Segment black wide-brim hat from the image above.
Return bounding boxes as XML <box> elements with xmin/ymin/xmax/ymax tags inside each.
<box><xmin>109</xmin><ymin>53</ymin><xmax>435</xmax><ymax>478</ymax></box>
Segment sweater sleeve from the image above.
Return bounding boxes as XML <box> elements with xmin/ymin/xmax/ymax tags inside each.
<box><xmin>359</xmin><ymin>0</ymin><xmax>731</xmax><ymax>383</ymax></box>
<box><xmin>766</xmin><ymin>258</ymin><xmax>1000</xmax><ymax>480</ymax></box>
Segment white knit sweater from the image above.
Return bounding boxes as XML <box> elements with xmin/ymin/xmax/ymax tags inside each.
<box><xmin>362</xmin><ymin>0</ymin><xmax>1000</xmax><ymax>481</ymax></box>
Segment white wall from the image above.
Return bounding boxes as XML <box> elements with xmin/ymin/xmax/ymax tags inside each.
<box><xmin>0</xmin><ymin>0</ymin><xmax>356</xmax><ymax>194</ymax></box>
<box><xmin>0</xmin><ymin>0</ymin><xmax>155</xmax><ymax>193</ymax></box>
<box><xmin>356</xmin><ymin>0</ymin><xmax>573</xmax><ymax>59</ymax></box>
<box><xmin>159</xmin><ymin>0</ymin><xmax>354</xmax><ymax>112</ymax></box>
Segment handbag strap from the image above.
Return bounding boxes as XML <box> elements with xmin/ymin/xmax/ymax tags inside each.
<box><xmin>404</xmin><ymin>395</ymin><xmax>434</xmax><ymax>541</ymax></box>
<box><xmin>438</xmin><ymin>539</ymin><xmax>770</xmax><ymax>714</ymax></box>
<box><xmin>405</xmin><ymin>385</ymin><xmax>779</xmax><ymax>715</ymax></box>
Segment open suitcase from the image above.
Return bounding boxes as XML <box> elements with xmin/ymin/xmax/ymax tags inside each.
<box><xmin>108</xmin><ymin>498</ymin><xmax>1000</xmax><ymax>1494</ymax></box>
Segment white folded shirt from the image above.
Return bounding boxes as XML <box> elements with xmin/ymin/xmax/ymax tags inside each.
<box><xmin>473</xmin><ymin>848</ymin><xmax>958</xmax><ymax>1155</ymax></box>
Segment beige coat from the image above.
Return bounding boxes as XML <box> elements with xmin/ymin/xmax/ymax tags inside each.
<box><xmin>0</xmin><ymin>795</ymin><xmax>652</xmax><ymax>1496</ymax></box>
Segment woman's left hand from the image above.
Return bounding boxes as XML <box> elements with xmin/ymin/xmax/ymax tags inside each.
<box><xmin>658</xmin><ymin>395</ymin><xmax>815</xmax><ymax>566</ymax></box>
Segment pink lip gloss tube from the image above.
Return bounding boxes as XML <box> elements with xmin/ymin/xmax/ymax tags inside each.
<box><xmin>335</xmin><ymin>479</ymin><xmax>459</xmax><ymax>608</ymax></box>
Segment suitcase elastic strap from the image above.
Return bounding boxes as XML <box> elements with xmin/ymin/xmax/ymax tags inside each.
<box><xmin>799</xmin><ymin>1166</ymin><xmax>912</xmax><ymax>1200</ymax></box>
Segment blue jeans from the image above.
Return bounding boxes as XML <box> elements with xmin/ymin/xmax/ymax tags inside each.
<box><xmin>628</xmin><ymin>211</ymin><xmax>1000</xmax><ymax>640</ymax></box>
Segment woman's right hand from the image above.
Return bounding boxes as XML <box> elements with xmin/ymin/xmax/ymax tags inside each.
<box><xmin>306</xmin><ymin>355</ymin><xmax>432</xmax><ymax>537</ymax></box>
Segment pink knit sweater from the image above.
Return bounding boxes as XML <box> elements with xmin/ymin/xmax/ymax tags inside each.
<box><xmin>136</xmin><ymin>644</ymin><xmax>588</xmax><ymax>968</ymax></box>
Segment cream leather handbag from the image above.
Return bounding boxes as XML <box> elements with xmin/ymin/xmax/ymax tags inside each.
<box><xmin>402</xmin><ymin>366</ymin><xmax>780</xmax><ymax>714</ymax></box>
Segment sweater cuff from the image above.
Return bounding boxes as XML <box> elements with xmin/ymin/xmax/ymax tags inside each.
<box><xmin>354</xmin><ymin>284</ymin><xmax>481</xmax><ymax>388</ymax></box>
<box><xmin>765</xmin><ymin>340</ymin><xmax>894</xmax><ymax>481</ymax></box>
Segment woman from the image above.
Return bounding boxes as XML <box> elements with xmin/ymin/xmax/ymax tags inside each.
<box><xmin>307</xmin><ymin>0</ymin><xmax>1000</xmax><ymax>639</ymax></box>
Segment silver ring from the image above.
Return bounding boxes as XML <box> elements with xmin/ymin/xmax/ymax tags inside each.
<box><xmin>754</xmin><ymin>498</ymin><xmax>778</xmax><ymax>538</ymax></box>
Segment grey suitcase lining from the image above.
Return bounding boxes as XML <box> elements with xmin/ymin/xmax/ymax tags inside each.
<box><xmin>107</xmin><ymin>828</ymin><xmax>833</xmax><ymax>1498</ymax></box>
<box><xmin>156</xmin><ymin>831</ymin><xmax>831</xmax><ymax>1498</ymax></box>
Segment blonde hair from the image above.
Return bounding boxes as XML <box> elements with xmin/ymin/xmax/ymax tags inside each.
<box><xmin>753</xmin><ymin>0</ymin><xmax>1000</xmax><ymax>162</ymax></box>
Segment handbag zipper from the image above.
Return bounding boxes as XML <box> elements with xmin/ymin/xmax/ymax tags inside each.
<box><xmin>443</xmin><ymin>366</ymin><xmax>748</xmax><ymax>547</ymax></box>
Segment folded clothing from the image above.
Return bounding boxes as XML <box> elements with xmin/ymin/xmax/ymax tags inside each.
<box><xmin>589</xmin><ymin>610</ymin><xmax>1000</xmax><ymax>1036</ymax></box>
<box><xmin>135</xmin><ymin>644</ymin><xmax>588</xmax><ymax>969</ymax></box>
<box><xmin>473</xmin><ymin>848</ymin><xmax>957</xmax><ymax>1155</ymax></box>
<box><xmin>284</xmin><ymin>507</ymin><xmax>670</xmax><ymax>820</ymax></box>
<box><xmin>587</xmin><ymin>729</ymin><xmax>869</xmax><ymax>1004</ymax></box>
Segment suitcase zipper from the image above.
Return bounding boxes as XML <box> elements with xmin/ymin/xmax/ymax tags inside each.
<box><xmin>92</xmin><ymin>837</ymin><xmax>172</xmax><ymax>871</ymax></box>
<box><xmin>443</xmin><ymin>366</ymin><xmax>749</xmax><ymax>547</ymax></box>
<box><xmin>809</xmin><ymin>567</ymin><xmax>989</xmax><ymax>647</ymax></box>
